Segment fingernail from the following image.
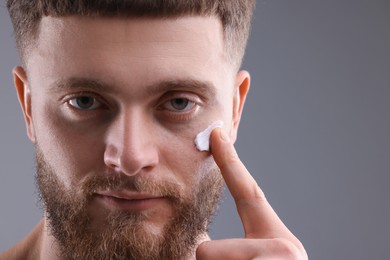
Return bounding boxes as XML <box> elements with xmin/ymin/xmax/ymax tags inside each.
<box><xmin>219</xmin><ymin>128</ymin><xmax>230</xmax><ymax>142</ymax></box>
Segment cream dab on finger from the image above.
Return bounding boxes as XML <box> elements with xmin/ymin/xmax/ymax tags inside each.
<box><xmin>194</xmin><ymin>120</ymin><xmax>224</xmax><ymax>152</ymax></box>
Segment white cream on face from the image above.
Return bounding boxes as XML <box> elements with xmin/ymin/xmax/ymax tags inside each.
<box><xmin>194</xmin><ymin>120</ymin><xmax>224</xmax><ymax>152</ymax></box>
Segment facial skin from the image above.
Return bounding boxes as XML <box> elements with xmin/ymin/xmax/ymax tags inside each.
<box><xmin>13</xmin><ymin>16</ymin><xmax>250</xmax><ymax>259</ymax></box>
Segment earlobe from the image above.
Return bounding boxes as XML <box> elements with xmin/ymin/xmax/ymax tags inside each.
<box><xmin>230</xmin><ymin>70</ymin><xmax>250</xmax><ymax>143</ymax></box>
<box><xmin>13</xmin><ymin>66</ymin><xmax>36</xmax><ymax>143</ymax></box>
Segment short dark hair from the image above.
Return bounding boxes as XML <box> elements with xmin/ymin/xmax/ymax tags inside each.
<box><xmin>7</xmin><ymin>0</ymin><xmax>255</xmax><ymax>69</ymax></box>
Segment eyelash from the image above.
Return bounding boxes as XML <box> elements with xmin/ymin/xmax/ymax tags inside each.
<box><xmin>157</xmin><ymin>94</ymin><xmax>201</xmax><ymax>122</ymax></box>
<box><xmin>65</xmin><ymin>92</ymin><xmax>107</xmax><ymax>110</ymax></box>
<box><xmin>63</xmin><ymin>91</ymin><xmax>202</xmax><ymax>122</ymax></box>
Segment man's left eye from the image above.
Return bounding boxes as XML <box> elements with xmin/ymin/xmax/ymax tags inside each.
<box><xmin>162</xmin><ymin>98</ymin><xmax>196</xmax><ymax>112</ymax></box>
<box><xmin>68</xmin><ymin>96</ymin><xmax>103</xmax><ymax>110</ymax></box>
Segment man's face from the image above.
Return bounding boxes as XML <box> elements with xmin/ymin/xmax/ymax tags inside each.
<box><xmin>17</xmin><ymin>15</ymin><xmax>245</xmax><ymax>258</ymax></box>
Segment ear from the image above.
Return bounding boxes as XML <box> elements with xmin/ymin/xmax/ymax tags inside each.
<box><xmin>230</xmin><ymin>70</ymin><xmax>250</xmax><ymax>143</ymax></box>
<box><xmin>13</xmin><ymin>66</ymin><xmax>36</xmax><ymax>143</ymax></box>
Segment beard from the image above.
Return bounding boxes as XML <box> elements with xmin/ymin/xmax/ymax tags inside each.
<box><xmin>35</xmin><ymin>147</ymin><xmax>223</xmax><ymax>260</ymax></box>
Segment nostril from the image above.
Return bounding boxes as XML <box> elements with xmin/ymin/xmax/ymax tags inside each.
<box><xmin>104</xmin><ymin>146</ymin><xmax>121</xmax><ymax>171</ymax></box>
<box><xmin>104</xmin><ymin>159</ymin><xmax>120</xmax><ymax>172</ymax></box>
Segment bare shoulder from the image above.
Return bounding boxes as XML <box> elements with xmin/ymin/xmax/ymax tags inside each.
<box><xmin>0</xmin><ymin>220</ymin><xmax>44</xmax><ymax>260</ymax></box>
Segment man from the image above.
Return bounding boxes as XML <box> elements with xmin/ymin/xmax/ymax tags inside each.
<box><xmin>2</xmin><ymin>0</ymin><xmax>307</xmax><ymax>259</ymax></box>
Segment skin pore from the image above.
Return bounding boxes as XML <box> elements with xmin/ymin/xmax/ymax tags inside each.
<box><xmin>8</xmin><ymin>15</ymin><xmax>250</xmax><ymax>259</ymax></box>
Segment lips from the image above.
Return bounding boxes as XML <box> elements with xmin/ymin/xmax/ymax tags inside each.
<box><xmin>94</xmin><ymin>190</ymin><xmax>166</xmax><ymax>211</ymax></box>
<box><xmin>97</xmin><ymin>190</ymin><xmax>162</xmax><ymax>200</ymax></box>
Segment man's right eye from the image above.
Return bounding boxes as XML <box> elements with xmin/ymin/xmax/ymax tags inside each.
<box><xmin>68</xmin><ymin>96</ymin><xmax>103</xmax><ymax>110</ymax></box>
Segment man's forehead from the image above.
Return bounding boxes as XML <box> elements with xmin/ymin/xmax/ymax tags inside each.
<box><xmin>38</xmin><ymin>15</ymin><xmax>224</xmax><ymax>43</ymax></box>
<box><xmin>32</xmin><ymin>15</ymin><xmax>226</xmax><ymax>70</ymax></box>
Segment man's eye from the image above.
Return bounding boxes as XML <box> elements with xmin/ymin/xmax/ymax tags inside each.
<box><xmin>162</xmin><ymin>98</ymin><xmax>196</xmax><ymax>112</ymax></box>
<box><xmin>68</xmin><ymin>96</ymin><xmax>103</xmax><ymax>110</ymax></box>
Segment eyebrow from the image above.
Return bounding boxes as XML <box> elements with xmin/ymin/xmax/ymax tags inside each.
<box><xmin>50</xmin><ymin>77</ymin><xmax>217</xmax><ymax>100</ymax></box>
<box><xmin>50</xmin><ymin>77</ymin><xmax>112</xmax><ymax>93</ymax></box>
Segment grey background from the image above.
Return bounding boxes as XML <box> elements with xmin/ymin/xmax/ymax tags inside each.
<box><xmin>1</xmin><ymin>1</ymin><xmax>389</xmax><ymax>259</ymax></box>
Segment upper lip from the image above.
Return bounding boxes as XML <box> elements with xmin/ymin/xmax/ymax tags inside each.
<box><xmin>96</xmin><ymin>190</ymin><xmax>163</xmax><ymax>200</ymax></box>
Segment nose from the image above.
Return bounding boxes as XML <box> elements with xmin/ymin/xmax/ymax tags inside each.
<box><xmin>104</xmin><ymin>109</ymin><xmax>159</xmax><ymax>176</ymax></box>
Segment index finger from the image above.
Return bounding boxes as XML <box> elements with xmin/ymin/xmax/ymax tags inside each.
<box><xmin>210</xmin><ymin>128</ymin><xmax>292</xmax><ymax>239</ymax></box>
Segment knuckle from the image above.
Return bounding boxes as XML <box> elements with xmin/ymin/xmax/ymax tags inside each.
<box><xmin>237</xmin><ymin>184</ymin><xmax>266</xmax><ymax>205</ymax></box>
<box><xmin>252</xmin><ymin>184</ymin><xmax>267</xmax><ymax>202</ymax></box>
<box><xmin>219</xmin><ymin>149</ymin><xmax>240</xmax><ymax>172</ymax></box>
<box><xmin>272</xmin><ymin>238</ymin><xmax>303</xmax><ymax>260</ymax></box>
<box><xmin>224</xmin><ymin>149</ymin><xmax>240</xmax><ymax>165</ymax></box>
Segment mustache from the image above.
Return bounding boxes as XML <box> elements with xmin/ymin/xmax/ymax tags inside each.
<box><xmin>79</xmin><ymin>174</ymin><xmax>185</xmax><ymax>201</ymax></box>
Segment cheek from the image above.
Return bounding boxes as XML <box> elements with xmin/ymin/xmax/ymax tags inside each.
<box><xmin>33</xmin><ymin>107</ymin><xmax>105</xmax><ymax>189</ymax></box>
<box><xmin>158</xmin><ymin>124</ymin><xmax>217</xmax><ymax>190</ymax></box>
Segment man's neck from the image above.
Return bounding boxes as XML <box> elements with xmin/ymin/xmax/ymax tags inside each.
<box><xmin>40</xmin><ymin>218</ymin><xmax>61</xmax><ymax>260</ymax></box>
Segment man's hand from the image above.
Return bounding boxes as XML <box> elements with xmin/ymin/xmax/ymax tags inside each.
<box><xmin>196</xmin><ymin>128</ymin><xmax>308</xmax><ymax>260</ymax></box>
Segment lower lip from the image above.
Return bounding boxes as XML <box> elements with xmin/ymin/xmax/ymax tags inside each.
<box><xmin>95</xmin><ymin>195</ymin><xmax>166</xmax><ymax>211</ymax></box>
